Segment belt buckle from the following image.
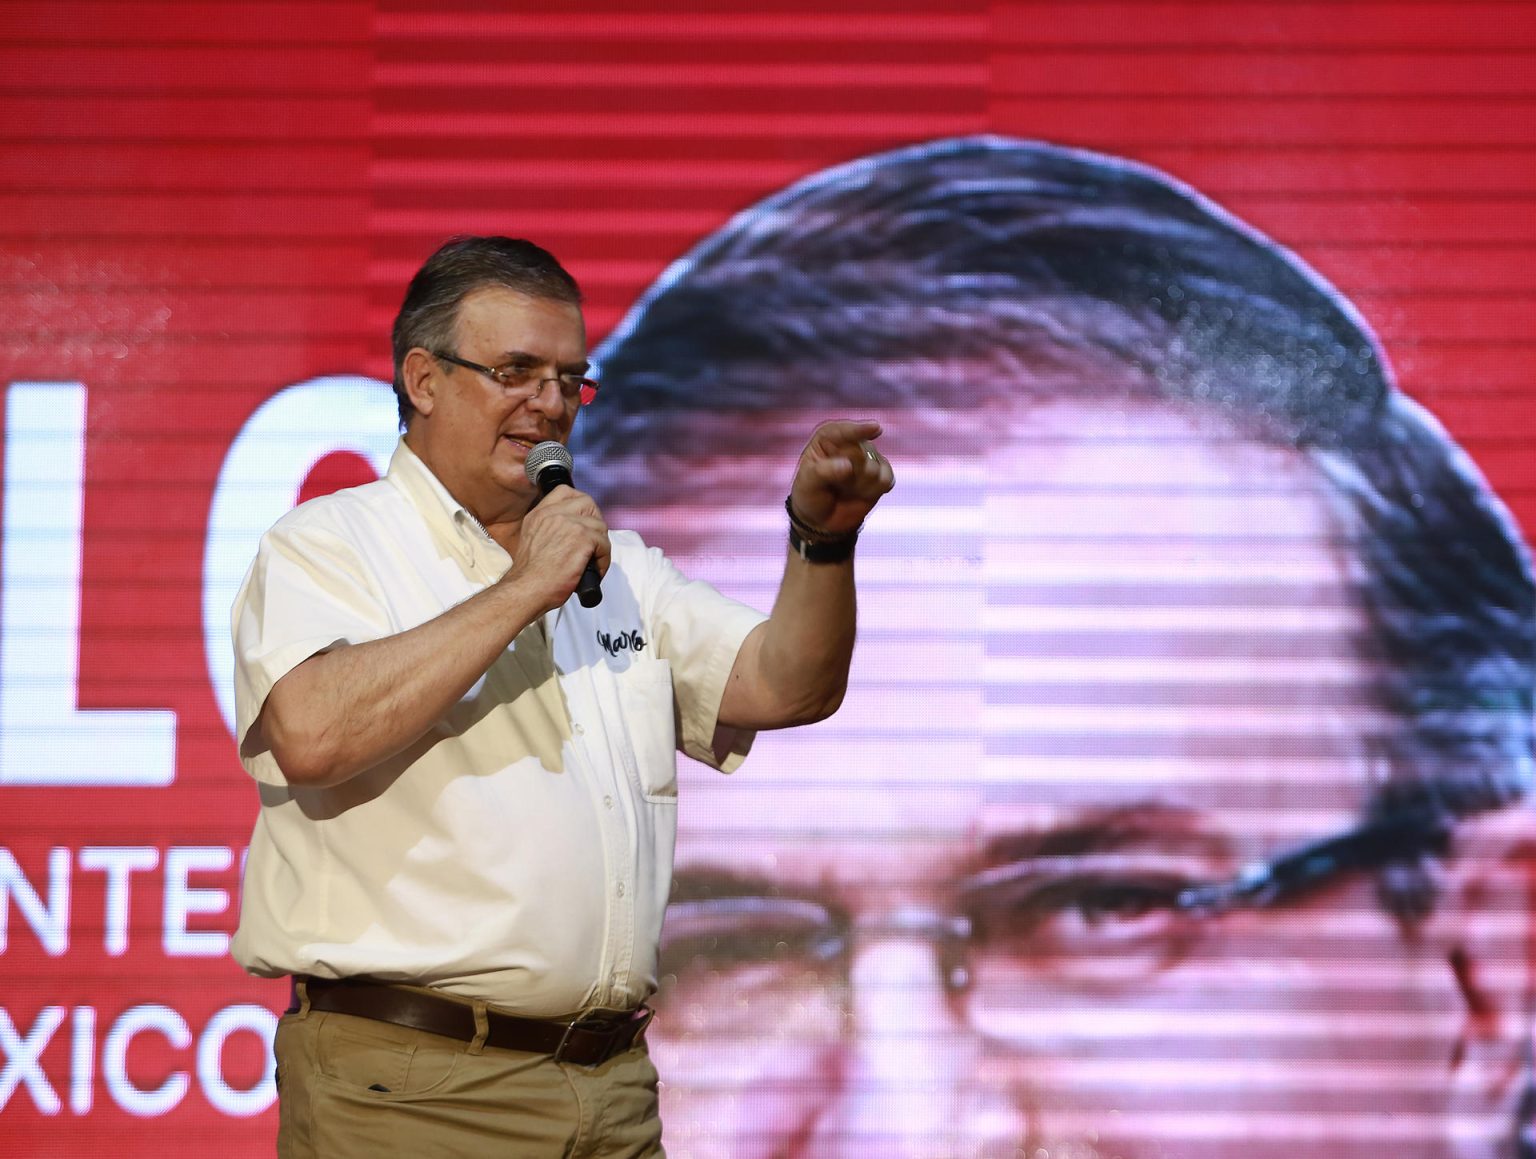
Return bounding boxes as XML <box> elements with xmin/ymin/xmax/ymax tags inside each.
<box><xmin>553</xmin><ymin>1011</ymin><xmax>614</xmax><ymax>1066</ymax></box>
<box><xmin>553</xmin><ymin>1007</ymin><xmax>652</xmax><ymax>1066</ymax></box>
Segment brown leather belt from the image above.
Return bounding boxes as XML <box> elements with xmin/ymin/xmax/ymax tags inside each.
<box><xmin>292</xmin><ymin>977</ymin><xmax>653</xmax><ymax>1067</ymax></box>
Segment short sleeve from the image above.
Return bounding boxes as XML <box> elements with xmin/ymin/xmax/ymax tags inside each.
<box><xmin>630</xmin><ymin>538</ymin><xmax>767</xmax><ymax>772</ymax></box>
<box><xmin>230</xmin><ymin>517</ymin><xmax>393</xmax><ymax>783</ymax></box>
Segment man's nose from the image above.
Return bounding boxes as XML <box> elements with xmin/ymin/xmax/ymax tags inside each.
<box><xmin>805</xmin><ymin>937</ymin><xmax>1031</xmax><ymax>1159</ymax></box>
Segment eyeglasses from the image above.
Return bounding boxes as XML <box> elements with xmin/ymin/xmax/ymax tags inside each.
<box><xmin>656</xmin><ymin>808</ymin><xmax>1452</xmax><ymax>1019</ymax></box>
<box><xmin>432</xmin><ymin>351</ymin><xmax>599</xmax><ymax>407</ymax></box>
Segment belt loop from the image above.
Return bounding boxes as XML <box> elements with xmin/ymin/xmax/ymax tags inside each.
<box><xmin>294</xmin><ymin>977</ymin><xmax>312</xmax><ymax>1019</ymax></box>
<box><xmin>468</xmin><ymin>1000</ymin><xmax>489</xmax><ymax>1055</ymax></box>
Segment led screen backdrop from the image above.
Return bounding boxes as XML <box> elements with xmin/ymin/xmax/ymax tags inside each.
<box><xmin>3</xmin><ymin>3</ymin><xmax>1535</xmax><ymax>1156</ymax></box>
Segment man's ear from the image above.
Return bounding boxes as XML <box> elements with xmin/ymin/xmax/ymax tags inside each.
<box><xmin>1436</xmin><ymin>807</ymin><xmax>1536</xmax><ymax>1155</ymax></box>
<box><xmin>402</xmin><ymin>348</ymin><xmax>439</xmax><ymax>418</ymax></box>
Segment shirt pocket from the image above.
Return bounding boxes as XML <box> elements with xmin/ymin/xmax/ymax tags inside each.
<box><xmin>614</xmin><ymin>658</ymin><xmax>678</xmax><ymax>802</ymax></box>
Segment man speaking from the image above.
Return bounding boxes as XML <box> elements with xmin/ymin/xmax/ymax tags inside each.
<box><xmin>227</xmin><ymin>236</ymin><xmax>893</xmax><ymax>1157</ymax></box>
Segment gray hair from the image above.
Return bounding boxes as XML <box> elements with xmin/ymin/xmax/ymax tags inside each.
<box><xmin>390</xmin><ymin>235</ymin><xmax>582</xmax><ymax>428</ymax></box>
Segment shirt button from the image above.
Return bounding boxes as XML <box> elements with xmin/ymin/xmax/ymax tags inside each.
<box><xmin>603</xmin><ymin>795</ymin><xmax>614</xmax><ymax>809</ymax></box>
<box><xmin>573</xmin><ymin>723</ymin><xmax>585</xmax><ymax>735</ymax></box>
<box><xmin>616</xmin><ymin>883</ymin><xmax>625</xmax><ymax>897</ymax></box>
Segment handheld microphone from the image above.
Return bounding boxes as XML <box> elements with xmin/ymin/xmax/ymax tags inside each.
<box><xmin>523</xmin><ymin>441</ymin><xmax>603</xmax><ymax>608</ymax></box>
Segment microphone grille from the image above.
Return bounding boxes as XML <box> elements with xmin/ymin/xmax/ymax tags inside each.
<box><xmin>524</xmin><ymin>440</ymin><xmax>573</xmax><ymax>485</ymax></box>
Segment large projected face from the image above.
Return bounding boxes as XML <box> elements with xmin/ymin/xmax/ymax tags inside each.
<box><xmin>615</xmin><ymin>399</ymin><xmax>1515</xmax><ymax>1159</ymax></box>
<box><xmin>581</xmin><ymin>136</ymin><xmax>1536</xmax><ymax>1159</ymax></box>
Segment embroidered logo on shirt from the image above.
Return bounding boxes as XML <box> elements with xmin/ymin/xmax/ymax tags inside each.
<box><xmin>597</xmin><ymin>628</ymin><xmax>647</xmax><ymax>658</ymax></box>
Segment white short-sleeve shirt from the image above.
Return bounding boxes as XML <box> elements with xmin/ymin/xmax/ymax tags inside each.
<box><xmin>230</xmin><ymin>440</ymin><xmax>766</xmax><ymax>1013</ymax></box>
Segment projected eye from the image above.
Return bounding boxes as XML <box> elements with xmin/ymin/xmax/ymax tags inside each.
<box><xmin>973</xmin><ymin>875</ymin><xmax>1187</xmax><ymax>949</ymax></box>
<box><xmin>657</xmin><ymin>898</ymin><xmax>844</xmax><ymax>987</ymax></box>
<box><xmin>951</xmin><ymin>855</ymin><xmax>1221</xmax><ymax>993</ymax></box>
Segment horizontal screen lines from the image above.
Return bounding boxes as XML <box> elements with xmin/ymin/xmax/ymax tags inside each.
<box><xmin>968</xmin><ymin>1005</ymin><xmax>1462</xmax><ymax>1040</ymax></box>
<box><xmin>371</xmin><ymin>88</ymin><xmax>984</xmax><ymax>114</ymax></box>
<box><xmin>625</xmin><ymin>506</ymin><xmax>981</xmax><ymax>536</ymax></box>
<box><xmin>1207</xmin><ymin>192</ymin><xmax>1536</xmax><ymax>206</ymax></box>
<box><xmin>0</xmin><ymin>92</ymin><xmax>368</xmax><ymax>113</ymax></box>
<box><xmin>1411</xmin><ymin>387</ymin><xmax>1536</xmax><ymax>403</ymax></box>
<box><xmin>365</xmin><ymin>209</ymin><xmax>731</xmax><ymax>234</ymax></box>
<box><xmin>985</xmin><ymin>39</ymin><xmax>1536</xmax><ymax>54</ymax></box>
<box><xmin>1244</xmin><ymin>239</ymin><xmax>1536</xmax><ymax>250</ymax></box>
<box><xmin>1389</xmin><ymin>337</ymin><xmax>1536</xmax><ymax>350</ymax></box>
<box><xmin>979</xmin><ymin>656</ymin><xmax>1385</xmax><ymax>686</ymax></box>
<box><xmin>661</xmin><ymin>559</ymin><xmax>978</xmax><ymax>593</ymax></box>
<box><xmin>999</xmin><ymin>101</ymin><xmax>1536</xmax><ymax>123</ymax></box>
<box><xmin>981</xmin><ymin>604</ymin><xmax>1364</xmax><ymax>634</ymax></box>
<box><xmin>1121</xmin><ymin>140</ymin><xmax>1536</xmax><ymax>153</ymax></box>
<box><xmin>363</xmin><ymin>172</ymin><xmax>1536</xmax><ymax>207</ymax></box>
<box><xmin>376</xmin><ymin>62</ymin><xmax>987</xmax><ymax>87</ymax></box>
<box><xmin>0</xmin><ymin>81</ymin><xmax>368</xmax><ymax>100</ymax></box>
<box><xmin>988</xmin><ymin>28</ymin><xmax>1536</xmax><ymax>53</ymax></box>
<box><xmin>0</xmin><ymin>279</ymin><xmax>373</xmax><ymax>295</ymax></box>
<box><xmin>714</xmin><ymin>725</ymin><xmax>982</xmax><ymax>748</ymax></box>
<box><xmin>674</xmin><ymin>800</ymin><xmax>1382</xmax><ymax>836</ymax></box>
<box><xmin>0</xmin><ymin>33</ymin><xmax>364</xmax><ymax>49</ymax></box>
<box><xmin>0</xmin><ymin>227</ymin><xmax>369</xmax><ymax>245</ymax></box>
<box><xmin>655</xmin><ymin>1014</ymin><xmax>1463</xmax><ymax>1042</ymax></box>
<box><xmin>981</xmin><ymin>629</ymin><xmax>1374</xmax><ymax>659</ymax></box>
<box><xmin>979</xmin><ymin>732</ymin><xmax>1382</xmax><ymax>761</ymax></box>
<box><xmin>374</xmin><ymin>13</ymin><xmax>983</xmax><ymax>40</ymax></box>
<box><xmin>377</xmin><ymin>48</ymin><xmax>983</xmax><ymax>72</ymax></box>
<box><xmin>746</xmin><ymin>715</ymin><xmax>974</xmax><ymax>742</ymax></box>
<box><xmin>370</xmin><ymin>112</ymin><xmax>978</xmax><ymax>137</ymax></box>
<box><xmin>0</xmin><ymin>178</ymin><xmax>363</xmax><ymax>196</ymax></box>
<box><xmin>983</xmin><ymin>580</ymin><xmax>1362</xmax><ymax>607</ymax></box>
<box><xmin>0</xmin><ymin>128</ymin><xmax>367</xmax><ymax>146</ymax></box>
<box><xmin>985</xmin><ymin>51</ymin><xmax>1536</xmax><ymax>90</ymax></box>
<box><xmin>651</xmin><ymin>1077</ymin><xmax>1457</xmax><ymax>1105</ymax></box>
<box><xmin>0</xmin><ymin>1</ymin><xmax>363</xmax><ymax>40</ymax></box>
<box><xmin>978</xmin><ymin>532</ymin><xmax>1373</xmax><ymax>550</ymax></box>
<box><xmin>0</xmin><ymin>192</ymin><xmax>364</xmax><ymax>209</ymax></box>
<box><xmin>0</xmin><ymin>329</ymin><xmax>374</xmax><ymax>346</ymax></box>
<box><xmin>981</xmin><ymin>697</ymin><xmax>1385</xmax><ymax>727</ymax></box>
<box><xmin>846</xmin><ymin>657</ymin><xmax>982</xmax><ymax>687</ymax></box>
<box><xmin>989</xmin><ymin>83</ymin><xmax>1536</xmax><ymax>100</ymax></box>
<box><xmin>1140</xmin><ymin>170</ymin><xmax>1536</xmax><ymax>199</ymax></box>
<box><xmin>986</xmin><ymin>28</ymin><xmax>1536</xmax><ymax>49</ymax></box>
<box><xmin>975</xmin><ymin>560</ymin><xmax>1352</xmax><ymax>584</ymax></box>
<box><xmin>1008</xmin><ymin>128</ymin><xmax>1536</xmax><ymax>151</ymax></box>
<box><xmin>639</xmin><ymin>1104</ymin><xmax>1484</xmax><ymax>1142</ymax></box>
<box><xmin>367</xmin><ymin>158</ymin><xmax>877</xmax><ymax>187</ymax></box>
<box><xmin>971</xmin><ymin>764</ymin><xmax>1394</xmax><ymax>794</ymax></box>
<box><xmin>362</xmin><ymin>214</ymin><xmax>1536</xmax><ymax>248</ymax></box>
<box><xmin>1350</xmin><ymin>289</ymin><xmax>1536</xmax><ymax>303</ymax></box>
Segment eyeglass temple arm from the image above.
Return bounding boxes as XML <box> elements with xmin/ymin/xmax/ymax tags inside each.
<box><xmin>1175</xmin><ymin>808</ymin><xmax>1453</xmax><ymax>915</ymax></box>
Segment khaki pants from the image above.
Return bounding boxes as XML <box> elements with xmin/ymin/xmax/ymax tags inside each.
<box><xmin>273</xmin><ymin>1005</ymin><xmax>666</xmax><ymax>1158</ymax></box>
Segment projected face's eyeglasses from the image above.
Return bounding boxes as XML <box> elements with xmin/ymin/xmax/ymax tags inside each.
<box><xmin>657</xmin><ymin>809</ymin><xmax>1451</xmax><ymax>1011</ymax></box>
<box><xmin>432</xmin><ymin>351</ymin><xmax>599</xmax><ymax>407</ymax></box>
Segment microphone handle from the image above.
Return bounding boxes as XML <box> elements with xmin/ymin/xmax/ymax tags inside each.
<box><xmin>575</xmin><ymin>560</ymin><xmax>603</xmax><ymax>608</ymax></box>
<box><xmin>536</xmin><ymin>465</ymin><xmax>604</xmax><ymax>608</ymax></box>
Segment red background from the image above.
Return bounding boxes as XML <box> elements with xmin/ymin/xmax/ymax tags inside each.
<box><xmin>2</xmin><ymin>1</ymin><xmax>1533</xmax><ymax>1152</ymax></box>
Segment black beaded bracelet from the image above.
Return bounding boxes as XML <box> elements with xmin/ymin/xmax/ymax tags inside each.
<box><xmin>785</xmin><ymin>496</ymin><xmax>860</xmax><ymax>563</ymax></box>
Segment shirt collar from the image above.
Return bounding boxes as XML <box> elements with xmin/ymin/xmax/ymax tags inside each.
<box><xmin>386</xmin><ymin>439</ymin><xmax>507</xmax><ymax>570</ymax></box>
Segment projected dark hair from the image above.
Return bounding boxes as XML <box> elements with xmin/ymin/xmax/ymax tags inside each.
<box><xmin>587</xmin><ymin>136</ymin><xmax>1535</xmax><ymax>919</ymax></box>
<box><xmin>390</xmin><ymin>235</ymin><xmax>582</xmax><ymax>428</ymax></box>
